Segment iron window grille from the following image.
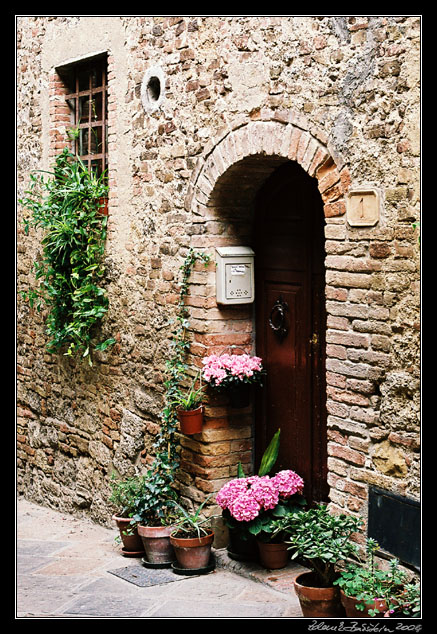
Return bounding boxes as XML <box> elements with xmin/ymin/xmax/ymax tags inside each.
<box><xmin>61</xmin><ymin>55</ymin><xmax>108</xmax><ymax>179</ymax></box>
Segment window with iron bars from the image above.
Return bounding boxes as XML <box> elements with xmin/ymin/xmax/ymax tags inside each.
<box><xmin>59</xmin><ymin>54</ymin><xmax>108</xmax><ymax>179</ymax></box>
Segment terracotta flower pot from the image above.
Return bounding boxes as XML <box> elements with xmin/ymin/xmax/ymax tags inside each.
<box><xmin>170</xmin><ymin>530</ymin><xmax>214</xmax><ymax>569</ymax></box>
<box><xmin>138</xmin><ymin>524</ymin><xmax>176</xmax><ymax>565</ymax></box>
<box><xmin>177</xmin><ymin>405</ymin><xmax>203</xmax><ymax>435</ymax></box>
<box><xmin>112</xmin><ymin>515</ymin><xmax>144</xmax><ymax>556</ymax></box>
<box><xmin>98</xmin><ymin>197</ymin><xmax>109</xmax><ymax>216</ymax></box>
<box><xmin>340</xmin><ymin>590</ymin><xmax>389</xmax><ymax>617</ymax></box>
<box><xmin>294</xmin><ymin>572</ymin><xmax>345</xmax><ymax>618</ymax></box>
<box><xmin>257</xmin><ymin>540</ymin><xmax>289</xmax><ymax>570</ymax></box>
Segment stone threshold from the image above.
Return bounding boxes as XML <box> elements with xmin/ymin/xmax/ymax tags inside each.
<box><xmin>213</xmin><ymin>548</ymin><xmax>309</xmax><ymax>595</ymax></box>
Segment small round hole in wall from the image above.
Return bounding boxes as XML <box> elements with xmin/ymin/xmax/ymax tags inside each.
<box><xmin>147</xmin><ymin>76</ymin><xmax>161</xmax><ymax>102</ymax></box>
<box><xmin>141</xmin><ymin>66</ymin><xmax>165</xmax><ymax>114</ymax></box>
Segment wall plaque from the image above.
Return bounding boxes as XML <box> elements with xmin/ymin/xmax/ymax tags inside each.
<box><xmin>346</xmin><ymin>187</ymin><xmax>381</xmax><ymax>227</ymax></box>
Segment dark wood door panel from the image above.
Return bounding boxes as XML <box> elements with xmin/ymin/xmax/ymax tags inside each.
<box><xmin>254</xmin><ymin>160</ymin><xmax>328</xmax><ymax>504</ymax></box>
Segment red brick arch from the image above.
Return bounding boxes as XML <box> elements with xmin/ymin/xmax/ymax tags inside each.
<box><xmin>185</xmin><ymin>118</ymin><xmax>351</xmax><ymax>220</ymax></box>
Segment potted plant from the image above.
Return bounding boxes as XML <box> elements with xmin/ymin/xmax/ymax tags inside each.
<box><xmin>130</xmin><ymin>464</ymin><xmax>180</xmax><ymax>567</ymax></box>
<box><xmin>334</xmin><ymin>537</ymin><xmax>421</xmax><ymax>618</ymax></box>
<box><xmin>201</xmin><ymin>347</ymin><xmax>266</xmax><ymax>408</ymax></box>
<box><xmin>171</xmin><ymin>371</ymin><xmax>205</xmax><ymax>435</ymax></box>
<box><xmin>169</xmin><ymin>494</ymin><xmax>216</xmax><ymax>571</ymax></box>
<box><xmin>216</xmin><ymin>429</ymin><xmax>306</xmax><ymax>569</ymax></box>
<box><xmin>393</xmin><ymin>581</ymin><xmax>421</xmax><ymax>618</ymax></box>
<box><xmin>109</xmin><ymin>472</ymin><xmax>145</xmax><ymax>557</ymax></box>
<box><xmin>277</xmin><ymin>504</ymin><xmax>363</xmax><ymax>617</ymax></box>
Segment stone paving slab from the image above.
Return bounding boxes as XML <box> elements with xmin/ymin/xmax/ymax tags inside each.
<box><xmin>145</xmin><ymin>598</ymin><xmax>289</xmax><ymax>619</ymax></box>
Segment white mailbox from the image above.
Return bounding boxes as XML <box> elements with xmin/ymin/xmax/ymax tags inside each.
<box><xmin>216</xmin><ymin>246</ymin><xmax>255</xmax><ymax>305</ymax></box>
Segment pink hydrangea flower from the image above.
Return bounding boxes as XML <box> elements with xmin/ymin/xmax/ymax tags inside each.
<box><xmin>229</xmin><ymin>491</ymin><xmax>261</xmax><ymax>521</ymax></box>
<box><xmin>248</xmin><ymin>475</ymin><xmax>280</xmax><ymax>510</ymax></box>
<box><xmin>216</xmin><ymin>478</ymin><xmax>248</xmax><ymax>509</ymax></box>
<box><xmin>216</xmin><ymin>469</ymin><xmax>304</xmax><ymax>522</ymax></box>
<box><xmin>273</xmin><ymin>470</ymin><xmax>305</xmax><ymax>498</ymax></box>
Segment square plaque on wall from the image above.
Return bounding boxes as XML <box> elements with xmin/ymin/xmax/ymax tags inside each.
<box><xmin>346</xmin><ymin>187</ymin><xmax>381</xmax><ymax>227</ymax></box>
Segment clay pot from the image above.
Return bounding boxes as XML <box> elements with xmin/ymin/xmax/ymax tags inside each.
<box><xmin>112</xmin><ymin>515</ymin><xmax>144</xmax><ymax>556</ymax></box>
<box><xmin>98</xmin><ymin>197</ymin><xmax>109</xmax><ymax>216</ymax></box>
<box><xmin>340</xmin><ymin>590</ymin><xmax>389</xmax><ymax>617</ymax></box>
<box><xmin>294</xmin><ymin>572</ymin><xmax>346</xmax><ymax>618</ymax></box>
<box><xmin>170</xmin><ymin>530</ymin><xmax>214</xmax><ymax>569</ymax></box>
<box><xmin>177</xmin><ymin>405</ymin><xmax>203</xmax><ymax>435</ymax></box>
<box><xmin>257</xmin><ymin>540</ymin><xmax>289</xmax><ymax>570</ymax></box>
<box><xmin>138</xmin><ymin>524</ymin><xmax>176</xmax><ymax>565</ymax></box>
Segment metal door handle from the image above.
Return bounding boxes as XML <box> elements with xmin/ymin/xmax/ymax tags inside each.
<box><xmin>269</xmin><ymin>295</ymin><xmax>289</xmax><ymax>340</ymax></box>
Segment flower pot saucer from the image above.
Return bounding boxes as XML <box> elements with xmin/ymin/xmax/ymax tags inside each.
<box><xmin>171</xmin><ymin>556</ymin><xmax>216</xmax><ymax>576</ymax></box>
<box><xmin>121</xmin><ymin>547</ymin><xmax>145</xmax><ymax>557</ymax></box>
<box><xmin>141</xmin><ymin>557</ymin><xmax>175</xmax><ymax>569</ymax></box>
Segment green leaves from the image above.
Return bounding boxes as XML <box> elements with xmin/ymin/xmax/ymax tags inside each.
<box><xmin>20</xmin><ymin>148</ymin><xmax>113</xmax><ymax>363</ymax></box>
<box><xmin>169</xmin><ymin>493</ymin><xmax>214</xmax><ymax>538</ymax></box>
<box><xmin>334</xmin><ymin>537</ymin><xmax>420</xmax><ymax>616</ymax></box>
<box><xmin>283</xmin><ymin>504</ymin><xmax>364</xmax><ymax>587</ymax></box>
<box><xmin>258</xmin><ymin>429</ymin><xmax>280</xmax><ymax>476</ymax></box>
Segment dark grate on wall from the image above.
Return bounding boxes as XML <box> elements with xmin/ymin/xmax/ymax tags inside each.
<box><xmin>368</xmin><ymin>486</ymin><xmax>420</xmax><ymax>571</ymax></box>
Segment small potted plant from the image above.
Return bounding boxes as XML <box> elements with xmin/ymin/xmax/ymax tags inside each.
<box><xmin>201</xmin><ymin>347</ymin><xmax>266</xmax><ymax>408</ymax></box>
<box><xmin>169</xmin><ymin>494</ymin><xmax>215</xmax><ymax>572</ymax></box>
<box><xmin>109</xmin><ymin>473</ymin><xmax>145</xmax><ymax>557</ymax></box>
<box><xmin>171</xmin><ymin>371</ymin><xmax>205</xmax><ymax>435</ymax></box>
<box><xmin>334</xmin><ymin>537</ymin><xmax>420</xmax><ymax>618</ymax></box>
<box><xmin>278</xmin><ymin>504</ymin><xmax>364</xmax><ymax>617</ymax></box>
<box><xmin>130</xmin><ymin>464</ymin><xmax>180</xmax><ymax>567</ymax></box>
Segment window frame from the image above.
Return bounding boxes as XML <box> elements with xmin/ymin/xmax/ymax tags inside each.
<box><xmin>61</xmin><ymin>55</ymin><xmax>108</xmax><ymax>178</ymax></box>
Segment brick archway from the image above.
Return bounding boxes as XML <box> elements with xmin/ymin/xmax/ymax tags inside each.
<box><xmin>180</xmin><ymin>118</ymin><xmax>352</xmax><ymax>505</ymax></box>
<box><xmin>185</xmin><ymin>119</ymin><xmax>351</xmax><ymax>221</ymax></box>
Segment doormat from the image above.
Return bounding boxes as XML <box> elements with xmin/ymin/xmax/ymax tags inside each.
<box><xmin>108</xmin><ymin>564</ymin><xmax>186</xmax><ymax>587</ymax></box>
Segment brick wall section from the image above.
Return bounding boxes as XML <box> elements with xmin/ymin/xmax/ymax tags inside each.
<box><xmin>48</xmin><ymin>70</ymin><xmax>71</xmax><ymax>160</ymax></box>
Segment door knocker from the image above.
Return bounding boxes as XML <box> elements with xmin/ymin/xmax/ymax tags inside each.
<box><xmin>269</xmin><ymin>295</ymin><xmax>289</xmax><ymax>341</ymax></box>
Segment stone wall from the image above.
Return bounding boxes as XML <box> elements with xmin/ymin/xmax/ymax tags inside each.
<box><xmin>17</xmin><ymin>16</ymin><xmax>420</xmax><ymax>529</ymax></box>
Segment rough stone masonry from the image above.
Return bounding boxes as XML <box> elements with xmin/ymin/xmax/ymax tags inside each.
<box><xmin>16</xmin><ymin>16</ymin><xmax>420</xmax><ymax>536</ymax></box>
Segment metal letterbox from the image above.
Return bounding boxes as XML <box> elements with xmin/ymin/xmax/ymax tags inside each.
<box><xmin>215</xmin><ymin>246</ymin><xmax>255</xmax><ymax>305</ymax></box>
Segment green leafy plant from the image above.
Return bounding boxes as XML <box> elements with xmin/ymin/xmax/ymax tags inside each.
<box><xmin>131</xmin><ymin>249</ymin><xmax>211</xmax><ymax>527</ymax></box>
<box><xmin>169</xmin><ymin>494</ymin><xmax>215</xmax><ymax>539</ymax></box>
<box><xmin>258</xmin><ymin>428</ymin><xmax>281</xmax><ymax>477</ymax></box>
<box><xmin>396</xmin><ymin>581</ymin><xmax>421</xmax><ymax>618</ymax></box>
<box><xmin>280</xmin><ymin>504</ymin><xmax>363</xmax><ymax>588</ymax></box>
<box><xmin>109</xmin><ymin>472</ymin><xmax>144</xmax><ymax>519</ymax></box>
<box><xmin>20</xmin><ymin>147</ymin><xmax>114</xmax><ymax>364</ymax></box>
<box><xmin>334</xmin><ymin>538</ymin><xmax>420</xmax><ymax>617</ymax></box>
<box><xmin>171</xmin><ymin>370</ymin><xmax>205</xmax><ymax>412</ymax></box>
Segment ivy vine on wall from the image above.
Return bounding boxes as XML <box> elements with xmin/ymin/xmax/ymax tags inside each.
<box><xmin>20</xmin><ymin>148</ymin><xmax>115</xmax><ymax>364</ymax></box>
<box><xmin>132</xmin><ymin>248</ymin><xmax>211</xmax><ymax>526</ymax></box>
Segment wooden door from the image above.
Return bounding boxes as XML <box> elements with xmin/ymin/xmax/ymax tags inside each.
<box><xmin>254</xmin><ymin>161</ymin><xmax>328</xmax><ymax>505</ymax></box>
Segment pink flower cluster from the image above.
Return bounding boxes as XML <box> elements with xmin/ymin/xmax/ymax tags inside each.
<box><xmin>216</xmin><ymin>470</ymin><xmax>304</xmax><ymax>522</ymax></box>
<box><xmin>202</xmin><ymin>353</ymin><xmax>264</xmax><ymax>387</ymax></box>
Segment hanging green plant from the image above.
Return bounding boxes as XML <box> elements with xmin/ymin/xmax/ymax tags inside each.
<box><xmin>20</xmin><ymin>148</ymin><xmax>115</xmax><ymax>364</ymax></box>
